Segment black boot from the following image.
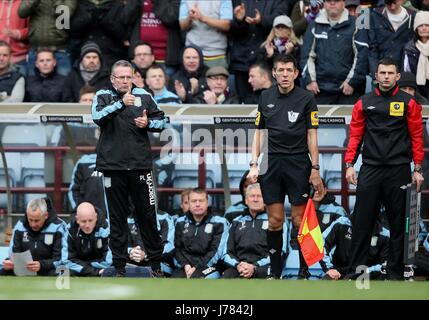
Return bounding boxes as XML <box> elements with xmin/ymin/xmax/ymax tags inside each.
<box><xmin>298</xmin><ymin>249</ymin><xmax>311</xmax><ymax>280</ymax></box>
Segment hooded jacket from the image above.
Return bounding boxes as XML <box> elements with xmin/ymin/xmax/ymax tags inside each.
<box><xmin>92</xmin><ymin>84</ymin><xmax>166</xmax><ymax>171</ymax></box>
<box><xmin>65</xmin><ymin>211</ymin><xmax>112</xmax><ymax>276</ymax></box>
<box><xmin>168</xmin><ymin>45</ymin><xmax>208</xmax><ymax>103</ymax></box>
<box><xmin>9</xmin><ymin>198</ymin><xmax>68</xmax><ymax>275</ymax></box>
<box><xmin>0</xmin><ymin>0</ymin><xmax>29</xmax><ymax>64</ymax></box>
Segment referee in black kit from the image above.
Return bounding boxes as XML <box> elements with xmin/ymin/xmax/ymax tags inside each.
<box><xmin>248</xmin><ymin>54</ymin><xmax>323</xmax><ymax>279</ymax></box>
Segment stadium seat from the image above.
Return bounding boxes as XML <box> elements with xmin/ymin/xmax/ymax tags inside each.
<box><xmin>0</xmin><ymin>153</ymin><xmax>21</xmax><ymax>209</ymax></box>
<box><xmin>2</xmin><ymin>125</ymin><xmax>47</xmax><ymax>206</ymax></box>
<box><xmin>318</xmin><ymin>127</ymin><xmax>347</xmax><ymax>180</ymax></box>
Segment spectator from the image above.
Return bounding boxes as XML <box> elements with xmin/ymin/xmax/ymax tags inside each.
<box><xmin>195</xmin><ymin>66</ymin><xmax>240</xmax><ymax>104</ymax></box>
<box><xmin>259</xmin><ymin>15</ymin><xmax>301</xmax><ymax>69</ymax></box>
<box><xmin>245</xmin><ymin>62</ymin><xmax>273</xmax><ymax>104</ymax></box>
<box><xmin>172</xmin><ymin>188</ymin><xmax>229</xmax><ymax>279</ymax></box>
<box><xmin>291</xmin><ymin>0</ymin><xmax>324</xmax><ymax>40</ymax></box>
<box><xmin>127</xmin><ymin>211</ymin><xmax>175</xmax><ymax>276</ymax></box>
<box><xmin>321</xmin><ymin>215</ymin><xmax>389</xmax><ymax>280</ymax></box>
<box><xmin>0</xmin><ymin>41</ymin><xmax>24</xmax><ymax>103</ymax></box>
<box><xmin>403</xmin><ymin>10</ymin><xmax>429</xmax><ymax>99</ymax></box>
<box><xmin>0</xmin><ymin>198</ymin><xmax>67</xmax><ymax>276</ymax></box>
<box><xmin>229</xmin><ymin>0</ymin><xmax>288</xmax><ymax>102</ymax></box>
<box><xmin>169</xmin><ymin>45</ymin><xmax>208</xmax><ymax>103</ymax></box>
<box><xmin>145</xmin><ymin>64</ymin><xmax>181</xmax><ymax>104</ymax></box>
<box><xmin>224</xmin><ymin>170</ymin><xmax>251</xmax><ymax>222</ymax></box>
<box><xmin>62</xmin><ymin>42</ymin><xmax>110</xmax><ymax>102</ymax></box>
<box><xmin>131</xmin><ymin>41</ymin><xmax>155</xmax><ymax>83</ymax></box>
<box><xmin>223</xmin><ymin>183</ymin><xmax>289</xmax><ymax>279</ymax></box>
<box><xmin>411</xmin><ymin>0</ymin><xmax>429</xmax><ymax>10</ymax></box>
<box><xmin>368</xmin><ymin>0</ymin><xmax>415</xmax><ymax>79</ymax></box>
<box><xmin>69</xmin><ymin>0</ymin><xmax>127</xmax><ymax>69</ymax></box>
<box><xmin>18</xmin><ymin>0</ymin><xmax>77</xmax><ymax>76</ymax></box>
<box><xmin>132</xmin><ymin>67</ymin><xmax>147</xmax><ymax>89</ymax></box>
<box><xmin>24</xmin><ymin>50</ymin><xmax>65</xmax><ymax>102</ymax></box>
<box><xmin>397</xmin><ymin>71</ymin><xmax>428</xmax><ymax>104</ymax></box>
<box><xmin>179</xmin><ymin>0</ymin><xmax>233</xmax><ymax>68</ymax></box>
<box><xmin>0</xmin><ymin>0</ymin><xmax>29</xmax><ymax>74</ymax></box>
<box><xmin>79</xmin><ymin>85</ymin><xmax>97</xmax><ymax>105</ymax></box>
<box><xmin>65</xmin><ymin>202</ymin><xmax>112</xmax><ymax>277</ymax></box>
<box><xmin>345</xmin><ymin>0</ymin><xmax>360</xmax><ymax>16</ymax></box>
<box><xmin>123</xmin><ymin>0</ymin><xmax>182</xmax><ymax>76</ymax></box>
<box><xmin>301</xmin><ymin>0</ymin><xmax>368</xmax><ymax>104</ymax></box>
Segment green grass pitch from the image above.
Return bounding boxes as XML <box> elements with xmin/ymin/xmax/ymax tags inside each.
<box><xmin>0</xmin><ymin>277</ymin><xmax>428</xmax><ymax>300</ymax></box>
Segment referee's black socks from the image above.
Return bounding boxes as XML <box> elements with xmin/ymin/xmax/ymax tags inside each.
<box><xmin>267</xmin><ymin>229</ymin><xmax>283</xmax><ymax>278</ymax></box>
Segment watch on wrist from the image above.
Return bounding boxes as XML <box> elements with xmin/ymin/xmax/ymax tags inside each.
<box><xmin>249</xmin><ymin>160</ymin><xmax>258</xmax><ymax>168</ymax></box>
<box><xmin>345</xmin><ymin>162</ymin><xmax>354</xmax><ymax>169</ymax></box>
<box><xmin>414</xmin><ymin>166</ymin><xmax>423</xmax><ymax>174</ymax></box>
<box><xmin>311</xmin><ymin>164</ymin><xmax>320</xmax><ymax>170</ymax></box>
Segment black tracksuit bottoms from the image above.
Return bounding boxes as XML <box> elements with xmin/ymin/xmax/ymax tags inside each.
<box><xmin>104</xmin><ymin>170</ymin><xmax>163</xmax><ymax>270</ymax></box>
<box><xmin>349</xmin><ymin>164</ymin><xmax>411</xmax><ymax>279</ymax></box>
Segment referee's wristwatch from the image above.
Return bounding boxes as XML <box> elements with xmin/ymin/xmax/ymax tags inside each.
<box><xmin>249</xmin><ymin>160</ymin><xmax>258</xmax><ymax>168</ymax></box>
<box><xmin>414</xmin><ymin>166</ymin><xmax>423</xmax><ymax>174</ymax></box>
<box><xmin>311</xmin><ymin>164</ymin><xmax>320</xmax><ymax>170</ymax></box>
<box><xmin>345</xmin><ymin>162</ymin><xmax>354</xmax><ymax>169</ymax></box>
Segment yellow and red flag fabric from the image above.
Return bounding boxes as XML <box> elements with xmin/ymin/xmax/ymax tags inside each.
<box><xmin>298</xmin><ymin>198</ymin><xmax>324</xmax><ymax>266</ymax></box>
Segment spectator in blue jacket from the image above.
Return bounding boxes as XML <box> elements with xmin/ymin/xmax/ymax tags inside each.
<box><xmin>223</xmin><ymin>183</ymin><xmax>288</xmax><ymax>278</ymax></box>
<box><xmin>300</xmin><ymin>0</ymin><xmax>368</xmax><ymax>104</ymax></box>
<box><xmin>65</xmin><ymin>202</ymin><xmax>112</xmax><ymax>277</ymax></box>
<box><xmin>368</xmin><ymin>0</ymin><xmax>415</xmax><ymax>79</ymax></box>
<box><xmin>172</xmin><ymin>188</ymin><xmax>229</xmax><ymax>279</ymax></box>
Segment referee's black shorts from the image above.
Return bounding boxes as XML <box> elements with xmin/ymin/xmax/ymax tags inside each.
<box><xmin>260</xmin><ymin>153</ymin><xmax>311</xmax><ymax>206</ymax></box>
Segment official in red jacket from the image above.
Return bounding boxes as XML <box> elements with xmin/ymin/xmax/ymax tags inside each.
<box><xmin>344</xmin><ymin>57</ymin><xmax>424</xmax><ymax>280</ymax></box>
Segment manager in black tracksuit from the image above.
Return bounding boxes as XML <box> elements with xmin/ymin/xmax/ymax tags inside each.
<box><xmin>92</xmin><ymin>60</ymin><xmax>166</xmax><ymax>276</ymax></box>
<box><xmin>345</xmin><ymin>57</ymin><xmax>424</xmax><ymax>280</ymax></box>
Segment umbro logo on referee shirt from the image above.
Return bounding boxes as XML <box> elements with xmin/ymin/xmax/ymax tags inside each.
<box><xmin>267</xmin><ymin>104</ymin><xmax>275</xmax><ymax>108</ymax></box>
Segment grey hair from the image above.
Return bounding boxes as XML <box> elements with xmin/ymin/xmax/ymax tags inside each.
<box><xmin>111</xmin><ymin>60</ymin><xmax>133</xmax><ymax>75</ymax></box>
<box><xmin>26</xmin><ymin>198</ymin><xmax>48</xmax><ymax>214</ymax></box>
<box><xmin>245</xmin><ymin>183</ymin><xmax>261</xmax><ymax>197</ymax></box>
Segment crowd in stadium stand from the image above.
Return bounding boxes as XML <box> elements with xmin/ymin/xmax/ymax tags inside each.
<box><xmin>0</xmin><ymin>0</ymin><xmax>428</xmax><ymax>104</ymax></box>
<box><xmin>0</xmin><ymin>0</ymin><xmax>429</xmax><ymax>280</ymax></box>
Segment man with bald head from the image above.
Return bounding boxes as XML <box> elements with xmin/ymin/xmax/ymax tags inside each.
<box><xmin>65</xmin><ymin>202</ymin><xmax>112</xmax><ymax>276</ymax></box>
